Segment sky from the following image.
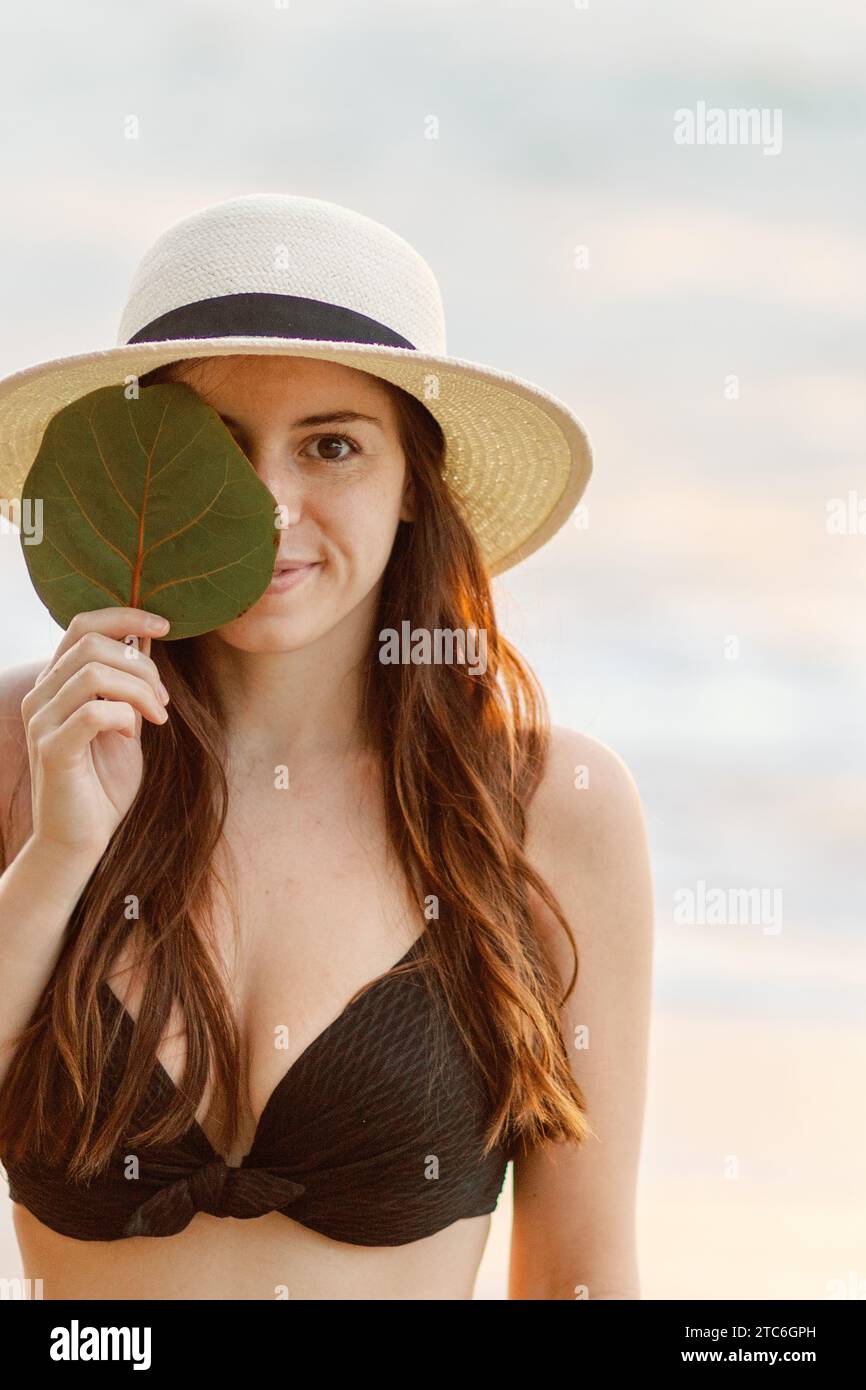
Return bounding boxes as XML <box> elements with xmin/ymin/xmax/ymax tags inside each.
<box><xmin>0</xmin><ymin>0</ymin><xmax>863</xmax><ymax>1299</ymax></box>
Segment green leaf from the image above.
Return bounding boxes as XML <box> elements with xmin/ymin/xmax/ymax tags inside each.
<box><xmin>20</xmin><ymin>381</ymin><xmax>280</xmax><ymax>640</ymax></box>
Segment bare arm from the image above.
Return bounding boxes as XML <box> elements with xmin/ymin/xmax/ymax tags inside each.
<box><xmin>0</xmin><ymin>832</ymin><xmax>103</xmax><ymax>1092</ymax></box>
<box><xmin>509</xmin><ymin>726</ymin><xmax>655</xmax><ymax>1300</ymax></box>
<box><xmin>0</xmin><ymin>608</ymin><xmax>172</xmax><ymax>1092</ymax></box>
<box><xmin>0</xmin><ymin>663</ymin><xmax>97</xmax><ymax>1089</ymax></box>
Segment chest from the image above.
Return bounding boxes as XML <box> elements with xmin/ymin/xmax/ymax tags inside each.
<box><xmin>107</xmin><ymin>774</ymin><xmax>425</xmax><ymax>1161</ymax></box>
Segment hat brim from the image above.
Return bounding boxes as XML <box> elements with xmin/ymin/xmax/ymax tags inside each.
<box><xmin>0</xmin><ymin>337</ymin><xmax>592</xmax><ymax>577</ymax></box>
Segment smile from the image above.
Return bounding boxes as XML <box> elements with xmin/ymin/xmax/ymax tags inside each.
<box><xmin>264</xmin><ymin>561</ymin><xmax>323</xmax><ymax>595</ymax></box>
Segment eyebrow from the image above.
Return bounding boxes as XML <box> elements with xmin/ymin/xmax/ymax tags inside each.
<box><xmin>218</xmin><ymin>409</ymin><xmax>385</xmax><ymax>430</ymax></box>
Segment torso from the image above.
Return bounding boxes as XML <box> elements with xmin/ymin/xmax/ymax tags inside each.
<box><xmin>10</xmin><ymin>737</ymin><xmax>499</xmax><ymax>1299</ymax></box>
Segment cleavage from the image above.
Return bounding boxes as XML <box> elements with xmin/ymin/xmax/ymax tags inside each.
<box><xmin>105</xmin><ymin>870</ymin><xmax>424</xmax><ymax>1162</ymax></box>
<box><xmin>107</xmin><ymin>762</ymin><xmax>423</xmax><ymax>1159</ymax></box>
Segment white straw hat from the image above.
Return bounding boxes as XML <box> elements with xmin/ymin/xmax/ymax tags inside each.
<box><xmin>0</xmin><ymin>192</ymin><xmax>592</xmax><ymax>576</ymax></box>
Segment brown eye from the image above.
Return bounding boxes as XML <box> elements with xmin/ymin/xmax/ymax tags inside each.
<box><xmin>304</xmin><ymin>434</ymin><xmax>360</xmax><ymax>463</ymax></box>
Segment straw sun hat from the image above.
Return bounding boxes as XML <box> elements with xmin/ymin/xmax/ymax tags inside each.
<box><xmin>0</xmin><ymin>192</ymin><xmax>592</xmax><ymax>576</ymax></box>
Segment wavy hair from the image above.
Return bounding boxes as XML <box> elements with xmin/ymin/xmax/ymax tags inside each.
<box><xmin>0</xmin><ymin>355</ymin><xmax>590</xmax><ymax>1177</ymax></box>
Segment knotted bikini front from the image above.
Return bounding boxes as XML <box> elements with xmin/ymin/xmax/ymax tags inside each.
<box><xmin>122</xmin><ymin>1155</ymin><xmax>307</xmax><ymax>1237</ymax></box>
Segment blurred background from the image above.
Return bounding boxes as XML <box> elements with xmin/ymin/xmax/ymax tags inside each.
<box><xmin>1</xmin><ymin>0</ymin><xmax>864</xmax><ymax>1299</ymax></box>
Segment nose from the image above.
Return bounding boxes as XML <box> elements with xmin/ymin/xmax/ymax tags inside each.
<box><xmin>244</xmin><ymin>442</ymin><xmax>307</xmax><ymax>528</ymax></box>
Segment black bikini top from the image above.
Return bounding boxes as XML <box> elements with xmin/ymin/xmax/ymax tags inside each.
<box><xmin>3</xmin><ymin>933</ymin><xmax>513</xmax><ymax>1245</ymax></box>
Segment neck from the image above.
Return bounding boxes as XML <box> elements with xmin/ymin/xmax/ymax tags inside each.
<box><xmin>196</xmin><ymin>605</ymin><xmax>376</xmax><ymax>776</ymax></box>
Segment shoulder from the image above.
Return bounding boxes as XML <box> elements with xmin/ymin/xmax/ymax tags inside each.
<box><xmin>523</xmin><ymin>724</ymin><xmax>654</xmax><ymax>978</ymax></box>
<box><xmin>525</xmin><ymin>723</ymin><xmax>649</xmax><ymax>865</ymax></box>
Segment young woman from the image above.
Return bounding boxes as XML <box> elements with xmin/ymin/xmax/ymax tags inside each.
<box><xmin>0</xmin><ymin>195</ymin><xmax>654</xmax><ymax>1300</ymax></box>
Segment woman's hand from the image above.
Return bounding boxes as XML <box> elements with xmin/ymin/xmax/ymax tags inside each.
<box><xmin>20</xmin><ymin>607</ymin><xmax>172</xmax><ymax>863</ymax></box>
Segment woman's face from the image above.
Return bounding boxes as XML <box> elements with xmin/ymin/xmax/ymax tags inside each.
<box><xmin>163</xmin><ymin>354</ymin><xmax>413</xmax><ymax>654</ymax></box>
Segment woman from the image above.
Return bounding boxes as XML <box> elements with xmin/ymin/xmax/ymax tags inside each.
<box><xmin>0</xmin><ymin>194</ymin><xmax>654</xmax><ymax>1299</ymax></box>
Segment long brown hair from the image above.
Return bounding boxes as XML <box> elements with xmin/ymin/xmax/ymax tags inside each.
<box><xmin>0</xmin><ymin>355</ymin><xmax>590</xmax><ymax>1178</ymax></box>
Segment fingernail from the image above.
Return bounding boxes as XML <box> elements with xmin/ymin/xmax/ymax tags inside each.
<box><xmin>147</xmin><ymin>614</ymin><xmax>170</xmax><ymax>632</ymax></box>
<box><xmin>158</xmin><ymin>681</ymin><xmax>170</xmax><ymax>703</ymax></box>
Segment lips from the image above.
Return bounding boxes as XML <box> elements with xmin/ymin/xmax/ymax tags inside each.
<box><xmin>265</xmin><ymin>559</ymin><xmax>322</xmax><ymax>594</ymax></box>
